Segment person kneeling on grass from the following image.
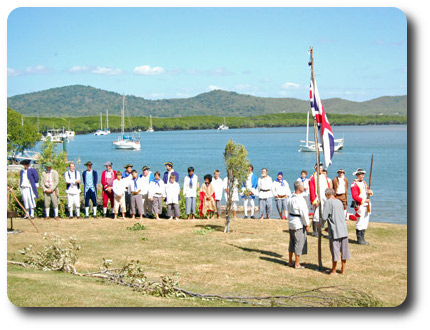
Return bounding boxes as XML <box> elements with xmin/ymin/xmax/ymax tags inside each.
<box><xmin>148</xmin><ymin>171</ymin><xmax>166</xmax><ymax>221</ymax></box>
<box><xmin>319</xmin><ymin>188</ymin><xmax>351</xmax><ymax>275</ymax></box>
<box><xmin>286</xmin><ymin>181</ymin><xmax>309</xmax><ymax>269</ymax></box>
<box><xmin>112</xmin><ymin>171</ymin><xmax>126</xmax><ymax>220</ymax></box>
<box><xmin>166</xmin><ymin>174</ymin><xmax>181</xmax><ymax>220</ymax></box>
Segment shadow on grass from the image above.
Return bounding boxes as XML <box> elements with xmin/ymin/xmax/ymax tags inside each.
<box><xmin>300</xmin><ymin>263</ymin><xmax>332</xmax><ymax>273</ymax></box>
<box><xmin>228</xmin><ymin>244</ymin><xmax>283</xmax><ymax>258</ymax></box>
<box><xmin>259</xmin><ymin>256</ymin><xmax>289</xmax><ymax>266</ymax></box>
<box><xmin>194</xmin><ymin>224</ymin><xmax>225</xmax><ymax>232</ymax></box>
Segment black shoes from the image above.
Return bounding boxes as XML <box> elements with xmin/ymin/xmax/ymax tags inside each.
<box><xmin>356</xmin><ymin>229</ymin><xmax>370</xmax><ymax>245</ymax></box>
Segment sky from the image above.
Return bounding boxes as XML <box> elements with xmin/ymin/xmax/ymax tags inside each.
<box><xmin>7</xmin><ymin>7</ymin><xmax>407</xmax><ymax>101</ymax></box>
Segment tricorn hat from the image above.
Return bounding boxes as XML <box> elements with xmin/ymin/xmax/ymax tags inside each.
<box><xmin>337</xmin><ymin>169</ymin><xmax>345</xmax><ymax>173</ymax></box>
<box><xmin>313</xmin><ymin>162</ymin><xmax>323</xmax><ymax>170</ymax></box>
<box><xmin>84</xmin><ymin>161</ymin><xmax>93</xmax><ymax>166</ymax></box>
<box><xmin>124</xmin><ymin>164</ymin><xmax>133</xmax><ymax>168</ymax></box>
<box><xmin>353</xmin><ymin>168</ymin><xmax>366</xmax><ymax>175</ymax></box>
<box><xmin>142</xmin><ymin>166</ymin><xmax>151</xmax><ymax>171</ymax></box>
<box><xmin>20</xmin><ymin>159</ymin><xmax>31</xmax><ymax>165</ymax></box>
<box><xmin>44</xmin><ymin>162</ymin><xmax>54</xmax><ymax>168</ymax></box>
<box><xmin>164</xmin><ymin>161</ymin><xmax>173</xmax><ymax>167</ymax></box>
<box><xmin>104</xmin><ymin>161</ymin><xmax>113</xmax><ymax>166</ymax></box>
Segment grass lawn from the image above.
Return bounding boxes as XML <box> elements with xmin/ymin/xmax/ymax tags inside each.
<box><xmin>7</xmin><ymin>217</ymin><xmax>407</xmax><ymax>307</ymax></box>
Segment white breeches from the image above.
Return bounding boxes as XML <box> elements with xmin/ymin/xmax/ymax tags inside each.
<box><xmin>312</xmin><ymin>200</ymin><xmax>326</xmax><ymax>223</ymax></box>
<box><xmin>243</xmin><ymin>198</ymin><xmax>255</xmax><ymax>215</ymax></box>
<box><xmin>21</xmin><ymin>187</ymin><xmax>36</xmax><ymax>209</ymax></box>
<box><xmin>67</xmin><ymin>194</ymin><xmax>81</xmax><ymax>209</ymax></box>
<box><xmin>356</xmin><ymin>203</ymin><xmax>370</xmax><ymax>230</ymax></box>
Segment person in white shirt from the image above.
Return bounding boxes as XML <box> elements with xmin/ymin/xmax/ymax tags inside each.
<box><xmin>112</xmin><ymin>171</ymin><xmax>126</xmax><ymax>220</ymax></box>
<box><xmin>139</xmin><ymin>166</ymin><xmax>154</xmax><ymax>217</ymax></box>
<box><xmin>183</xmin><ymin>167</ymin><xmax>198</xmax><ymax>219</ymax></box>
<box><xmin>166</xmin><ymin>174</ymin><xmax>181</xmax><ymax>220</ymax></box>
<box><xmin>241</xmin><ymin>165</ymin><xmax>259</xmax><ymax>219</ymax></box>
<box><xmin>223</xmin><ymin>176</ymin><xmax>239</xmax><ymax>220</ymax></box>
<box><xmin>212</xmin><ymin>170</ymin><xmax>224</xmax><ymax>218</ymax></box>
<box><xmin>257</xmin><ymin>168</ymin><xmax>273</xmax><ymax>219</ymax></box>
<box><xmin>272</xmin><ymin>172</ymin><xmax>292</xmax><ymax>220</ymax></box>
<box><xmin>296</xmin><ymin>170</ymin><xmax>310</xmax><ymax>198</ymax></box>
<box><xmin>128</xmin><ymin>170</ymin><xmax>144</xmax><ymax>220</ymax></box>
<box><xmin>65</xmin><ymin>162</ymin><xmax>81</xmax><ymax>219</ymax></box>
<box><xmin>148</xmin><ymin>171</ymin><xmax>166</xmax><ymax>220</ymax></box>
<box><xmin>296</xmin><ymin>170</ymin><xmax>310</xmax><ymax>218</ymax></box>
<box><xmin>286</xmin><ymin>181</ymin><xmax>310</xmax><ymax>269</ymax></box>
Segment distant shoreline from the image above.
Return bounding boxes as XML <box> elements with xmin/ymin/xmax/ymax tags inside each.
<box><xmin>29</xmin><ymin>113</ymin><xmax>407</xmax><ymax>135</ymax></box>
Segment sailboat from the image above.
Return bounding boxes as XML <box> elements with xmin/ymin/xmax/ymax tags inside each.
<box><xmin>298</xmin><ymin>110</ymin><xmax>344</xmax><ymax>152</ymax></box>
<box><xmin>217</xmin><ymin>117</ymin><xmax>229</xmax><ymax>130</ymax></box>
<box><xmin>94</xmin><ymin>113</ymin><xmax>107</xmax><ymax>135</ymax></box>
<box><xmin>113</xmin><ymin>95</ymin><xmax>141</xmax><ymax>150</ymax></box>
<box><xmin>146</xmin><ymin>115</ymin><xmax>154</xmax><ymax>132</ymax></box>
<box><xmin>104</xmin><ymin>109</ymin><xmax>111</xmax><ymax>134</ymax></box>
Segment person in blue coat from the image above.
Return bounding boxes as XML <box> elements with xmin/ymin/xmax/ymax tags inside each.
<box><xmin>19</xmin><ymin>159</ymin><xmax>39</xmax><ymax>219</ymax></box>
<box><xmin>82</xmin><ymin>161</ymin><xmax>98</xmax><ymax>218</ymax></box>
<box><xmin>163</xmin><ymin>161</ymin><xmax>179</xmax><ymax>184</ymax></box>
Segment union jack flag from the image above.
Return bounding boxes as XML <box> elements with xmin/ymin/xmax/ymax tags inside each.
<box><xmin>310</xmin><ymin>79</ymin><xmax>335</xmax><ymax>168</ymax></box>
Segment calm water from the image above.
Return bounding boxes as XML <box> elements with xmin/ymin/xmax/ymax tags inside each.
<box><xmin>39</xmin><ymin>125</ymin><xmax>407</xmax><ymax>225</ymax></box>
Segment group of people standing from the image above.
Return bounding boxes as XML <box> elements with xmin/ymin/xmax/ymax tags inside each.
<box><xmin>18</xmin><ymin>158</ymin><xmax>373</xmax><ymax>275</ymax></box>
<box><xmin>19</xmin><ymin>159</ymin><xmax>373</xmax><ymax>245</ymax></box>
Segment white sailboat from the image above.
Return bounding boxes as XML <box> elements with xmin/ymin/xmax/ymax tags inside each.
<box><xmin>94</xmin><ymin>113</ymin><xmax>108</xmax><ymax>135</ymax></box>
<box><xmin>113</xmin><ymin>95</ymin><xmax>141</xmax><ymax>150</ymax></box>
<box><xmin>42</xmin><ymin>128</ymin><xmax>65</xmax><ymax>143</ymax></box>
<box><xmin>217</xmin><ymin>117</ymin><xmax>229</xmax><ymax>130</ymax></box>
<box><xmin>146</xmin><ymin>115</ymin><xmax>154</xmax><ymax>132</ymax></box>
<box><xmin>105</xmin><ymin>109</ymin><xmax>111</xmax><ymax>134</ymax></box>
<box><xmin>298</xmin><ymin>110</ymin><xmax>344</xmax><ymax>152</ymax></box>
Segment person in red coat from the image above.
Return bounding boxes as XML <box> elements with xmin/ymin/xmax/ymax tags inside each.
<box><xmin>350</xmin><ymin>168</ymin><xmax>373</xmax><ymax>245</ymax></box>
<box><xmin>101</xmin><ymin>161</ymin><xmax>116</xmax><ymax>218</ymax></box>
<box><xmin>308</xmin><ymin>163</ymin><xmax>332</xmax><ymax>237</ymax></box>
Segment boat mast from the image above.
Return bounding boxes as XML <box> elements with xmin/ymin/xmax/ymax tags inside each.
<box><xmin>150</xmin><ymin>114</ymin><xmax>152</xmax><ymax>127</ymax></box>
<box><xmin>121</xmin><ymin>95</ymin><xmax>125</xmax><ymax>135</ymax></box>
<box><xmin>106</xmin><ymin>109</ymin><xmax>109</xmax><ymax>130</ymax></box>
<box><xmin>100</xmin><ymin>113</ymin><xmax>103</xmax><ymax>130</ymax></box>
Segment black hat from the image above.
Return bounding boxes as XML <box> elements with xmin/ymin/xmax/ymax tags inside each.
<box><xmin>20</xmin><ymin>159</ymin><xmax>31</xmax><ymax>165</ymax></box>
<box><xmin>142</xmin><ymin>166</ymin><xmax>151</xmax><ymax>171</ymax></box>
<box><xmin>164</xmin><ymin>161</ymin><xmax>173</xmax><ymax>167</ymax></box>
<box><xmin>353</xmin><ymin>168</ymin><xmax>366</xmax><ymax>175</ymax></box>
<box><xmin>124</xmin><ymin>164</ymin><xmax>133</xmax><ymax>168</ymax></box>
<box><xmin>314</xmin><ymin>162</ymin><xmax>323</xmax><ymax>169</ymax></box>
<box><xmin>84</xmin><ymin>161</ymin><xmax>93</xmax><ymax>166</ymax></box>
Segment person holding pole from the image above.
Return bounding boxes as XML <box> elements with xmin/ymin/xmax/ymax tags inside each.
<box><xmin>351</xmin><ymin>168</ymin><xmax>373</xmax><ymax>245</ymax></box>
<box><xmin>309</xmin><ymin>162</ymin><xmax>331</xmax><ymax>237</ymax></box>
<box><xmin>286</xmin><ymin>181</ymin><xmax>309</xmax><ymax>269</ymax></box>
<box><xmin>332</xmin><ymin>169</ymin><xmax>349</xmax><ymax>220</ymax></box>
<box><xmin>319</xmin><ymin>188</ymin><xmax>350</xmax><ymax>275</ymax></box>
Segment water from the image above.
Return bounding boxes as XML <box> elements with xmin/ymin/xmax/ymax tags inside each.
<box><xmin>40</xmin><ymin>125</ymin><xmax>407</xmax><ymax>225</ymax></box>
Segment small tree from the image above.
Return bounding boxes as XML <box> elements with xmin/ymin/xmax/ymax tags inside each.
<box><xmin>7</xmin><ymin>107</ymin><xmax>41</xmax><ymax>163</ymax></box>
<box><xmin>223</xmin><ymin>139</ymin><xmax>250</xmax><ymax>233</ymax></box>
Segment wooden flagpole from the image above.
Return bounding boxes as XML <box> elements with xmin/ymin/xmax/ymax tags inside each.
<box><xmin>309</xmin><ymin>47</ymin><xmax>323</xmax><ymax>269</ymax></box>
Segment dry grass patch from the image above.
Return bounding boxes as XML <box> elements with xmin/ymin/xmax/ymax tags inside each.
<box><xmin>7</xmin><ymin>217</ymin><xmax>406</xmax><ymax>307</ymax></box>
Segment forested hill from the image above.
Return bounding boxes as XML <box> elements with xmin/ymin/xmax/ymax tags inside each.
<box><xmin>7</xmin><ymin>85</ymin><xmax>407</xmax><ymax>117</ymax></box>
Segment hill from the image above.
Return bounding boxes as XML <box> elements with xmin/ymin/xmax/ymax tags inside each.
<box><xmin>7</xmin><ymin>85</ymin><xmax>407</xmax><ymax>117</ymax></box>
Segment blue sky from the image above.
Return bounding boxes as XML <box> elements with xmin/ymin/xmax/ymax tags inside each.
<box><xmin>7</xmin><ymin>7</ymin><xmax>407</xmax><ymax>101</ymax></box>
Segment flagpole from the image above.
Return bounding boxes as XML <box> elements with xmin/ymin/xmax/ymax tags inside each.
<box><xmin>310</xmin><ymin>47</ymin><xmax>323</xmax><ymax>269</ymax></box>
